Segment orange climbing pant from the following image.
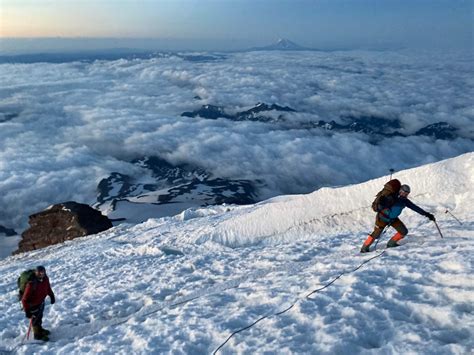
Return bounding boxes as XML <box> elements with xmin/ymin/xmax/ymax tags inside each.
<box><xmin>369</xmin><ymin>215</ymin><xmax>408</xmax><ymax>240</ymax></box>
<box><xmin>390</xmin><ymin>232</ymin><xmax>404</xmax><ymax>242</ymax></box>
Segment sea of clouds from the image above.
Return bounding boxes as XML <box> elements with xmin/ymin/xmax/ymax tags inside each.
<box><xmin>0</xmin><ymin>49</ymin><xmax>473</xmax><ymax>231</ymax></box>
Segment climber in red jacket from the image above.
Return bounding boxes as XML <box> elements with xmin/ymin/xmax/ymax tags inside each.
<box><xmin>21</xmin><ymin>265</ymin><xmax>55</xmax><ymax>341</ymax></box>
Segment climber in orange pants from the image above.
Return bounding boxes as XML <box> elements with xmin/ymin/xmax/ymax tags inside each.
<box><xmin>361</xmin><ymin>184</ymin><xmax>435</xmax><ymax>253</ymax></box>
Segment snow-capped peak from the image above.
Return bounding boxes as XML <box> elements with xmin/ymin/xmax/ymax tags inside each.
<box><xmin>275</xmin><ymin>38</ymin><xmax>299</xmax><ymax>49</ymax></box>
<box><xmin>248</xmin><ymin>38</ymin><xmax>311</xmax><ymax>51</ymax></box>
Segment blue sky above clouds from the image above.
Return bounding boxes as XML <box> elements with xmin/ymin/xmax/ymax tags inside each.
<box><xmin>1</xmin><ymin>0</ymin><xmax>472</xmax><ymax>52</ymax></box>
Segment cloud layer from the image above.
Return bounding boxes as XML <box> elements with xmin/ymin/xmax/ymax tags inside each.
<box><xmin>0</xmin><ymin>49</ymin><xmax>473</xmax><ymax>230</ymax></box>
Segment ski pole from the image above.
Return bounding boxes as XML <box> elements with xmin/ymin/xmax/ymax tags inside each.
<box><xmin>389</xmin><ymin>168</ymin><xmax>394</xmax><ymax>180</ymax></box>
<box><xmin>374</xmin><ymin>222</ymin><xmax>391</xmax><ymax>250</ymax></box>
<box><xmin>433</xmin><ymin>220</ymin><xmax>444</xmax><ymax>239</ymax></box>
<box><xmin>25</xmin><ymin>318</ymin><xmax>33</xmax><ymax>341</ymax></box>
<box><xmin>445</xmin><ymin>209</ymin><xmax>462</xmax><ymax>225</ymax></box>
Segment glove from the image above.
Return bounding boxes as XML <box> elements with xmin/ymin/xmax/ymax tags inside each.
<box><xmin>50</xmin><ymin>294</ymin><xmax>55</xmax><ymax>305</ymax></box>
<box><xmin>25</xmin><ymin>307</ymin><xmax>39</xmax><ymax>319</ymax></box>
<box><xmin>426</xmin><ymin>213</ymin><xmax>435</xmax><ymax>221</ymax></box>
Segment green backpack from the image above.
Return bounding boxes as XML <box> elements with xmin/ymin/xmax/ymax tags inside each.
<box><xmin>18</xmin><ymin>269</ymin><xmax>36</xmax><ymax>301</ymax></box>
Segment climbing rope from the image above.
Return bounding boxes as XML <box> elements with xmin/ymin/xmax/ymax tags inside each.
<box><xmin>213</xmin><ymin>250</ymin><xmax>386</xmax><ymax>354</ymax></box>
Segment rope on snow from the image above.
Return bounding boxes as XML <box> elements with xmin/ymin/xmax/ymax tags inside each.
<box><xmin>213</xmin><ymin>250</ymin><xmax>386</xmax><ymax>354</ymax></box>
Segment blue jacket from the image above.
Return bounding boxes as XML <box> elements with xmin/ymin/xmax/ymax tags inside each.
<box><xmin>379</xmin><ymin>196</ymin><xmax>428</xmax><ymax>222</ymax></box>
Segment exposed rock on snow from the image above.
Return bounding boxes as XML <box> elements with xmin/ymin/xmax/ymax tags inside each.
<box><xmin>95</xmin><ymin>156</ymin><xmax>258</xmax><ymax>223</ymax></box>
<box><xmin>181</xmin><ymin>102</ymin><xmax>296</xmax><ymax>122</ymax></box>
<box><xmin>15</xmin><ymin>201</ymin><xmax>112</xmax><ymax>254</ymax></box>
<box><xmin>415</xmin><ymin>121</ymin><xmax>459</xmax><ymax>140</ymax></box>
<box><xmin>0</xmin><ymin>225</ymin><xmax>16</xmax><ymax>236</ymax></box>
<box><xmin>183</xmin><ymin>103</ymin><xmax>465</xmax><ymax>141</ymax></box>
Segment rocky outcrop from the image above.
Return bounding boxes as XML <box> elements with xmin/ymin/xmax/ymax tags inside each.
<box><xmin>415</xmin><ymin>122</ymin><xmax>459</xmax><ymax>140</ymax></box>
<box><xmin>182</xmin><ymin>102</ymin><xmax>296</xmax><ymax>122</ymax></box>
<box><xmin>183</xmin><ymin>102</ymin><xmax>467</xmax><ymax>141</ymax></box>
<box><xmin>15</xmin><ymin>202</ymin><xmax>112</xmax><ymax>254</ymax></box>
<box><xmin>301</xmin><ymin>115</ymin><xmax>404</xmax><ymax>137</ymax></box>
<box><xmin>182</xmin><ymin>104</ymin><xmax>233</xmax><ymax>120</ymax></box>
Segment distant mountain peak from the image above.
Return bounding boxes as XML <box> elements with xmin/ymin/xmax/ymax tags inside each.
<box><xmin>249</xmin><ymin>39</ymin><xmax>312</xmax><ymax>51</ymax></box>
<box><xmin>274</xmin><ymin>38</ymin><xmax>299</xmax><ymax>49</ymax></box>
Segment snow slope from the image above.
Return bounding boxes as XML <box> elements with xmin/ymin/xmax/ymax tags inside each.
<box><xmin>0</xmin><ymin>153</ymin><xmax>472</xmax><ymax>354</ymax></box>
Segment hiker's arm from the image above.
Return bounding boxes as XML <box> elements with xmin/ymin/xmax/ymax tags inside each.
<box><xmin>47</xmin><ymin>278</ymin><xmax>55</xmax><ymax>304</ymax></box>
<box><xmin>21</xmin><ymin>283</ymin><xmax>32</xmax><ymax>310</ymax></box>
<box><xmin>406</xmin><ymin>199</ymin><xmax>434</xmax><ymax>219</ymax></box>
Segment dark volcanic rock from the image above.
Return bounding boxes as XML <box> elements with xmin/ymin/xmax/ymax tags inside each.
<box><xmin>181</xmin><ymin>102</ymin><xmax>296</xmax><ymax>122</ymax></box>
<box><xmin>95</xmin><ymin>156</ymin><xmax>259</xmax><ymax>219</ymax></box>
<box><xmin>15</xmin><ymin>201</ymin><xmax>112</xmax><ymax>254</ymax></box>
<box><xmin>342</xmin><ymin>115</ymin><xmax>402</xmax><ymax>134</ymax></box>
<box><xmin>236</xmin><ymin>103</ymin><xmax>296</xmax><ymax>122</ymax></box>
<box><xmin>241</xmin><ymin>103</ymin><xmax>296</xmax><ymax>114</ymax></box>
<box><xmin>415</xmin><ymin>122</ymin><xmax>459</xmax><ymax>140</ymax></box>
<box><xmin>301</xmin><ymin>115</ymin><xmax>405</xmax><ymax>139</ymax></box>
<box><xmin>182</xmin><ymin>104</ymin><xmax>462</xmax><ymax>141</ymax></box>
<box><xmin>305</xmin><ymin>116</ymin><xmax>464</xmax><ymax>141</ymax></box>
<box><xmin>97</xmin><ymin>172</ymin><xmax>134</xmax><ymax>208</ymax></box>
<box><xmin>182</xmin><ymin>104</ymin><xmax>233</xmax><ymax>119</ymax></box>
<box><xmin>0</xmin><ymin>225</ymin><xmax>17</xmax><ymax>236</ymax></box>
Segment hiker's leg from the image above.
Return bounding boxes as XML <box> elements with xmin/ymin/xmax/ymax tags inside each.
<box><xmin>361</xmin><ymin>216</ymin><xmax>388</xmax><ymax>252</ymax></box>
<box><xmin>31</xmin><ymin>303</ymin><xmax>44</xmax><ymax>328</ymax></box>
<box><xmin>387</xmin><ymin>218</ymin><xmax>408</xmax><ymax>247</ymax></box>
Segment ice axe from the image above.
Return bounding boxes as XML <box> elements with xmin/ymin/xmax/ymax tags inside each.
<box><xmin>25</xmin><ymin>318</ymin><xmax>33</xmax><ymax>341</ymax></box>
<box><xmin>433</xmin><ymin>220</ymin><xmax>444</xmax><ymax>239</ymax></box>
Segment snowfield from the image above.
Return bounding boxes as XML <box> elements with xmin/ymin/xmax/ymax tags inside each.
<box><xmin>0</xmin><ymin>153</ymin><xmax>473</xmax><ymax>354</ymax></box>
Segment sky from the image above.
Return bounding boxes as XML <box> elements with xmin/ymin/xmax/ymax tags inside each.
<box><xmin>0</xmin><ymin>0</ymin><xmax>473</xmax><ymax>52</ymax></box>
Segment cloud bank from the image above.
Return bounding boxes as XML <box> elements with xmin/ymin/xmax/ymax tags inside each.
<box><xmin>0</xmin><ymin>49</ymin><xmax>472</xmax><ymax>231</ymax></box>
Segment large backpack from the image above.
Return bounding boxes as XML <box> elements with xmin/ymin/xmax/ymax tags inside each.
<box><xmin>371</xmin><ymin>179</ymin><xmax>401</xmax><ymax>212</ymax></box>
<box><xmin>17</xmin><ymin>269</ymin><xmax>36</xmax><ymax>301</ymax></box>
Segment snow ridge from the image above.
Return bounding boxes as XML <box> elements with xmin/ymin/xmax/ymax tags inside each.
<box><xmin>0</xmin><ymin>153</ymin><xmax>472</xmax><ymax>354</ymax></box>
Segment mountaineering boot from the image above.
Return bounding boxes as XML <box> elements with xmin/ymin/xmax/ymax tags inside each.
<box><xmin>40</xmin><ymin>327</ymin><xmax>51</xmax><ymax>336</ymax></box>
<box><xmin>386</xmin><ymin>232</ymin><xmax>404</xmax><ymax>248</ymax></box>
<box><xmin>386</xmin><ymin>239</ymin><xmax>399</xmax><ymax>248</ymax></box>
<box><xmin>360</xmin><ymin>235</ymin><xmax>375</xmax><ymax>253</ymax></box>
<box><xmin>33</xmin><ymin>326</ymin><xmax>49</xmax><ymax>341</ymax></box>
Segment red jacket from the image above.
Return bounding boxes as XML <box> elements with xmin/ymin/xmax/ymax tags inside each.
<box><xmin>21</xmin><ymin>276</ymin><xmax>55</xmax><ymax>311</ymax></box>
